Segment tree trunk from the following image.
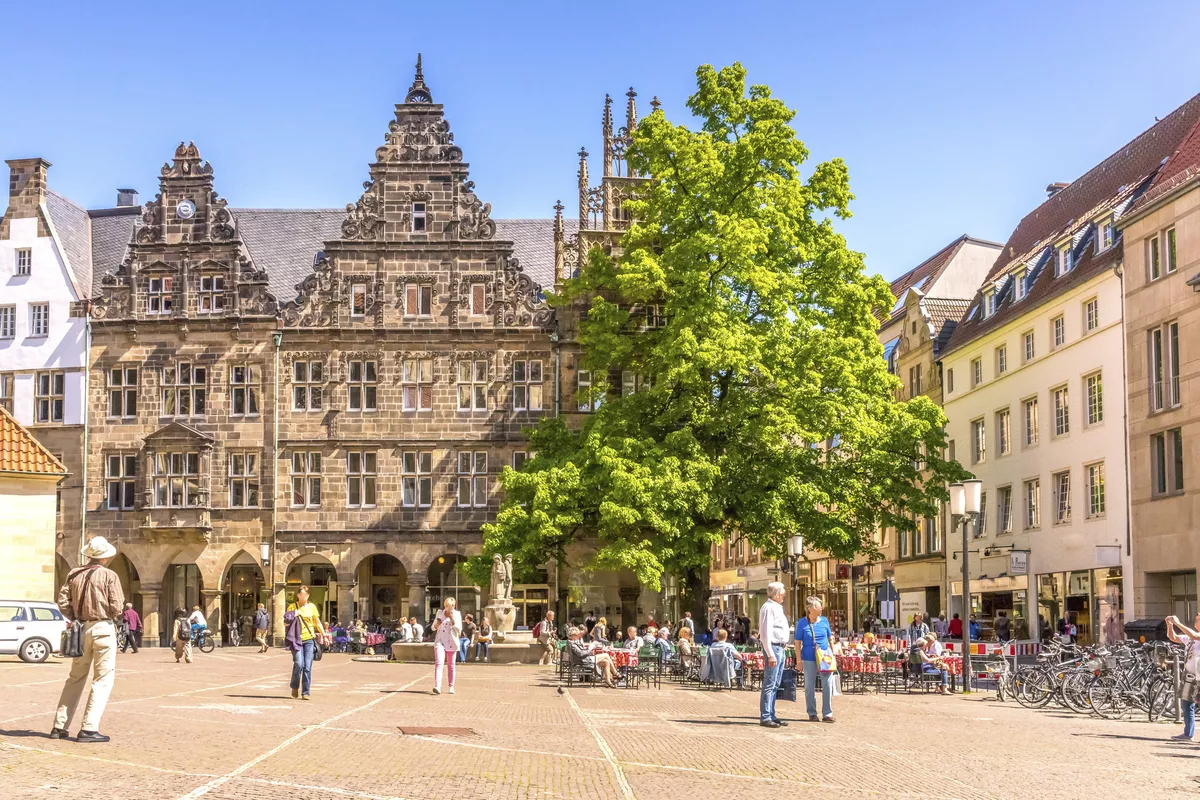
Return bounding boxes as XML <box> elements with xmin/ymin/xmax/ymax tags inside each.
<box><xmin>681</xmin><ymin>565</ymin><xmax>711</xmax><ymax>631</ymax></box>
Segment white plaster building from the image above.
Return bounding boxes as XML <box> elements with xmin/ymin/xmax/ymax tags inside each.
<box><xmin>940</xmin><ymin>95</ymin><xmax>1200</xmax><ymax>643</ymax></box>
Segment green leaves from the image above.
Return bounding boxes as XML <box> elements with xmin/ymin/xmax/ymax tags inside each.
<box><xmin>477</xmin><ymin>62</ymin><xmax>961</xmax><ymax>593</ymax></box>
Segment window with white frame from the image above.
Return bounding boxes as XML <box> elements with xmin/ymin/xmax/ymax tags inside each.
<box><xmin>1053</xmin><ymin>385</ymin><xmax>1069</xmax><ymax>436</ymax></box>
<box><xmin>402</xmin><ymin>358</ymin><xmax>433</xmax><ymax>411</ymax></box>
<box><xmin>1166</xmin><ymin>227</ymin><xmax>1177</xmax><ymax>274</ymax></box>
<box><xmin>0</xmin><ymin>373</ymin><xmax>12</xmax><ymax>413</ymax></box>
<box><xmin>1023</xmin><ymin>331</ymin><xmax>1035</xmax><ymax>362</ymax></box>
<box><xmin>229</xmin><ymin>364</ymin><xmax>260</xmax><ymax>416</ymax></box>
<box><xmin>107</xmin><ymin>366</ymin><xmax>138</xmax><ymax>418</ymax></box>
<box><xmin>645</xmin><ymin>304</ymin><xmax>665</xmax><ymax>329</ymax></box>
<box><xmin>347</xmin><ymin>360</ymin><xmax>377</xmax><ymax>412</ymax></box>
<box><xmin>162</xmin><ymin>363</ymin><xmax>207</xmax><ymax>417</ymax></box>
<box><xmin>1052</xmin><ymin>315</ymin><xmax>1065</xmax><ymax>349</ymax></box>
<box><xmin>0</xmin><ymin>306</ymin><xmax>13</xmax><ymax>339</ymax></box>
<box><xmin>148</xmin><ymin>277</ymin><xmax>173</xmax><ymax>314</ymax></box>
<box><xmin>15</xmin><ymin>248</ymin><xmax>31</xmax><ymax>276</ymax></box>
<box><xmin>153</xmin><ymin>452</ymin><xmax>200</xmax><ymax>508</ymax></box>
<box><xmin>1099</xmin><ymin>220</ymin><xmax>1114</xmax><ymax>252</ymax></box>
<box><xmin>912</xmin><ymin>516</ymin><xmax>924</xmax><ymax>556</ymax></box>
<box><xmin>198</xmin><ymin>275</ymin><xmax>225</xmax><ymax>313</ymax></box>
<box><xmin>30</xmin><ymin>303</ymin><xmax>49</xmax><ymax>336</ymax></box>
<box><xmin>1024</xmin><ymin>478</ymin><xmax>1040</xmax><ymax>528</ymax></box>
<box><xmin>411</xmin><ymin>202</ymin><xmax>427</xmax><ymax>233</ymax></box>
<box><xmin>1086</xmin><ymin>372</ymin><xmax>1103</xmax><ymax>426</ymax></box>
<box><xmin>946</xmin><ymin>368</ymin><xmax>954</xmax><ymax>394</ymax></box>
<box><xmin>1148</xmin><ymin>321</ymin><xmax>1181</xmax><ymax>412</ymax></box>
<box><xmin>997</xmin><ymin>486</ymin><xmax>1012</xmax><ymax>533</ymax></box>
<box><xmin>346</xmin><ymin>451</ymin><xmax>377</xmax><ymax>508</ymax></box>
<box><xmin>1014</xmin><ymin>269</ymin><xmax>1027</xmax><ymax>301</ymax></box>
<box><xmin>457</xmin><ymin>451</ymin><xmax>488</xmax><ymax>508</ymax></box>
<box><xmin>996</xmin><ymin>345</ymin><xmax>1007</xmax><ymax>375</ymax></box>
<box><xmin>1084</xmin><ymin>298</ymin><xmax>1099</xmax><ymax>332</ymax></box>
<box><xmin>1151</xmin><ymin>428</ymin><xmax>1185</xmax><ymax>497</ymax></box>
<box><xmin>457</xmin><ymin>360</ymin><xmax>487</xmax><ymax>412</ymax></box>
<box><xmin>1055</xmin><ymin>246</ymin><xmax>1072</xmax><ymax>277</ymax></box>
<box><xmin>105</xmin><ymin>454</ymin><xmax>137</xmax><ymax>510</ymax></box>
<box><xmin>292</xmin><ymin>360</ymin><xmax>323</xmax><ymax>411</ymax></box>
<box><xmin>401</xmin><ymin>451</ymin><xmax>432</xmax><ymax>508</ymax></box>
<box><xmin>1087</xmin><ymin>462</ymin><xmax>1106</xmax><ymax>517</ymax></box>
<box><xmin>971</xmin><ymin>418</ymin><xmax>986</xmax><ymax>464</ymax></box>
<box><xmin>290</xmin><ymin>452</ymin><xmax>322</xmax><ymax>507</ymax></box>
<box><xmin>469</xmin><ymin>283</ymin><xmax>486</xmax><ymax>316</ymax></box>
<box><xmin>577</xmin><ymin>370</ymin><xmax>601</xmax><ymax>411</ymax></box>
<box><xmin>975</xmin><ymin>491</ymin><xmax>987</xmax><ymax>536</ymax></box>
<box><xmin>1023</xmin><ymin>396</ymin><xmax>1039</xmax><ymax>446</ymax></box>
<box><xmin>513</xmin><ymin>359</ymin><xmax>543</xmax><ymax>411</ymax></box>
<box><xmin>228</xmin><ymin>451</ymin><xmax>259</xmax><ymax>508</ymax></box>
<box><xmin>996</xmin><ymin>408</ymin><xmax>1011</xmax><ymax>456</ymax></box>
<box><xmin>982</xmin><ymin>290</ymin><xmax>995</xmax><ymax>319</ymax></box>
<box><xmin>350</xmin><ymin>283</ymin><xmax>367</xmax><ymax>317</ymax></box>
<box><xmin>1148</xmin><ymin>227</ymin><xmax>1177</xmax><ymax>281</ymax></box>
<box><xmin>1054</xmin><ymin>470</ymin><xmax>1071</xmax><ymax>523</ymax></box>
<box><xmin>897</xmin><ymin>522</ymin><xmax>909</xmax><ymax>557</ymax></box>
<box><xmin>404</xmin><ymin>283</ymin><xmax>433</xmax><ymax>316</ymax></box>
<box><xmin>924</xmin><ymin>511</ymin><xmax>941</xmax><ymax>553</ymax></box>
<box><xmin>35</xmin><ymin>371</ymin><xmax>64</xmax><ymax>422</ymax></box>
<box><xmin>909</xmin><ymin>364</ymin><xmax>922</xmax><ymax>397</ymax></box>
<box><xmin>971</xmin><ymin>358</ymin><xmax>982</xmax><ymax>388</ymax></box>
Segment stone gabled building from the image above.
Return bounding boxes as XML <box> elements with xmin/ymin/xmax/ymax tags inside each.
<box><xmin>83</xmin><ymin>60</ymin><xmax>565</xmax><ymax>644</ymax></box>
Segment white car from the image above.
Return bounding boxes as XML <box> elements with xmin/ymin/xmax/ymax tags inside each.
<box><xmin>0</xmin><ymin>600</ymin><xmax>64</xmax><ymax>663</ymax></box>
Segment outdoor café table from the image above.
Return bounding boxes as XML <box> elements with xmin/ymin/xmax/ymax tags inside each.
<box><xmin>606</xmin><ymin>648</ymin><xmax>639</xmax><ymax>669</ymax></box>
<box><xmin>365</xmin><ymin>632</ymin><xmax>386</xmax><ymax>647</ymax></box>
<box><xmin>738</xmin><ymin>651</ymin><xmax>765</xmax><ymax>671</ymax></box>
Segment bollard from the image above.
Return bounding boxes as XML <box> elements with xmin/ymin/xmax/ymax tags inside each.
<box><xmin>1174</xmin><ymin>650</ymin><xmax>1182</xmax><ymax>723</ymax></box>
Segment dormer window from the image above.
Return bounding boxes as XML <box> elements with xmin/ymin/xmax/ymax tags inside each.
<box><xmin>1014</xmin><ymin>269</ymin><xmax>1027</xmax><ymax>301</ymax></box>
<box><xmin>1098</xmin><ymin>219</ymin><xmax>1115</xmax><ymax>252</ymax></box>
<box><xmin>981</xmin><ymin>290</ymin><xmax>994</xmax><ymax>319</ymax></box>
<box><xmin>411</xmin><ymin>203</ymin><xmax>427</xmax><ymax>233</ymax></box>
<box><xmin>1054</xmin><ymin>246</ymin><xmax>1072</xmax><ymax>278</ymax></box>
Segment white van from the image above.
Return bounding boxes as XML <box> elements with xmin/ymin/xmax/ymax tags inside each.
<box><xmin>0</xmin><ymin>600</ymin><xmax>64</xmax><ymax>662</ymax></box>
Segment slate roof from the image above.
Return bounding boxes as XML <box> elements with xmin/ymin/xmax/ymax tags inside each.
<box><xmin>0</xmin><ymin>405</ymin><xmax>67</xmax><ymax>477</ymax></box>
<box><xmin>85</xmin><ymin>208</ymin><xmax>567</xmax><ymax>303</ymax></box>
<box><xmin>942</xmin><ymin>90</ymin><xmax>1200</xmax><ymax>357</ymax></box>
<box><xmin>43</xmin><ymin>189</ymin><xmax>92</xmax><ymax>299</ymax></box>
<box><xmin>921</xmin><ymin>298</ymin><xmax>972</xmax><ymax>356</ymax></box>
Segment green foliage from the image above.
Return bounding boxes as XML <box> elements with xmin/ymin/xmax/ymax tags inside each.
<box><xmin>474</xmin><ymin>63</ymin><xmax>966</xmax><ymax>591</ymax></box>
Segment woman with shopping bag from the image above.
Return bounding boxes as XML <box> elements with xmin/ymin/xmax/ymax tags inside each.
<box><xmin>794</xmin><ymin>596</ymin><xmax>836</xmax><ymax>723</ymax></box>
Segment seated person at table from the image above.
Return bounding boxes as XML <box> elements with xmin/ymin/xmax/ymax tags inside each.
<box><xmin>746</xmin><ymin>629</ymin><xmax>761</xmax><ymax>649</ymax></box>
<box><xmin>653</xmin><ymin>627</ymin><xmax>674</xmax><ymax>663</ymax></box>
<box><xmin>592</xmin><ymin>617</ymin><xmax>610</xmax><ymax>645</ymax></box>
<box><xmin>677</xmin><ymin>627</ymin><xmax>698</xmax><ymax>668</ymax></box>
<box><xmin>624</xmin><ymin>626</ymin><xmax>644</xmax><ymax>649</ymax></box>
<box><xmin>829</xmin><ymin>633</ymin><xmax>844</xmax><ymax>656</ymax></box>
<box><xmin>567</xmin><ymin>626</ymin><xmax>618</xmax><ymax>688</ymax></box>
<box><xmin>861</xmin><ymin>632</ymin><xmax>878</xmax><ymax>653</ymax></box>
<box><xmin>702</xmin><ymin>628</ymin><xmax>744</xmax><ymax>688</ymax></box>
<box><xmin>916</xmin><ymin>633</ymin><xmax>950</xmax><ymax>694</ymax></box>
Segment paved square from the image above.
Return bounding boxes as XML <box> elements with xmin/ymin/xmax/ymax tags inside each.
<box><xmin>0</xmin><ymin>650</ymin><xmax>1197</xmax><ymax>799</ymax></box>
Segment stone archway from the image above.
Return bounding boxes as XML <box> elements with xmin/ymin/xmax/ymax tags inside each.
<box><xmin>354</xmin><ymin>554</ymin><xmax>407</xmax><ymax>625</ymax></box>
<box><xmin>285</xmin><ymin>554</ymin><xmax>341</xmax><ymax>624</ymax></box>
<box><xmin>221</xmin><ymin>550</ymin><xmax>266</xmax><ymax>646</ymax></box>
<box><xmin>426</xmin><ymin>554</ymin><xmax>481</xmax><ymax>624</ymax></box>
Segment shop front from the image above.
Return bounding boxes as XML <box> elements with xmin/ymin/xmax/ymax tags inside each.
<box><xmin>1037</xmin><ymin>567</ymin><xmax>1124</xmax><ymax>645</ymax></box>
<box><xmin>951</xmin><ymin>575</ymin><xmax>1029</xmax><ymax>641</ymax></box>
<box><xmin>893</xmin><ymin>558</ymin><xmax>945</xmax><ymax>627</ymax></box>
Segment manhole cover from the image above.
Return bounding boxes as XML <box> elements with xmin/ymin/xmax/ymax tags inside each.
<box><xmin>398</xmin><ymin>727</ymin><xmax>477</xmax><ymax>737</ymax></box>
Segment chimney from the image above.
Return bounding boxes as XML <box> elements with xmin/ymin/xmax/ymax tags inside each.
<box><xmin>1046</xmin><ymin>181</ymin><xmax>1069</xmax><ymax>198</ymax></box>
<box><xmin>116</xmin><ymin>188</ymin><xmax>139</xmax><ymax>207</ymax></box>
<box><xmin>2</xmin><ymin>158</ymin><xmax>52</xmax><ymax>239</ymax></box>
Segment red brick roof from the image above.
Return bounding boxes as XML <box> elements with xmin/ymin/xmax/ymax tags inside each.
<box><xmin>1129</xmin><ymin>114</ymin><xmax>1200</xmax><ymax>214</ymax></box>
<box><xmin>878</xmin><ymin>235</ymin><xmax>984</xmax><ymax>325</ymax></box>
<box><xmin>0</xmin><ymin>406</ymin><xmax>67</xmax><ymax>477</ymax></box>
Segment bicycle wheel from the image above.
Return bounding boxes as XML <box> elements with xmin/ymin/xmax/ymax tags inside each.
<box><xmin>199</xmin><ymin>634</ymin><xmax>215</xmax><ymax>653</ymax></box>
<box><xmin>1148</xmin><ymin>676</ymin><xmax>1176</xmax><ymax>722</ymax></box>
<box><xmin>1016</xmin><ymin>668</ymin><xmax>1053</xmax><ymax>709</ymax></box>
<box><xmin>1061</xmin><ymin>671</ymin><xmax>1096</xmax><ymax>714</ymax></box>
<box><xmin>1088</xmin><ymin>676</ymin><xmax>1129</xmax><ymax>720</ymax></box>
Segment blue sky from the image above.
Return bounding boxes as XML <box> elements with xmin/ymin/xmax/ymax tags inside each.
<box><xmin>3</xmin><ymin>1</ymin><xmax>1199</xmax><ymax>281</ymax></box>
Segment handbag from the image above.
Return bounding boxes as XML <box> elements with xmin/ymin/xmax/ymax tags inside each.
<box><xmin>804</xmin><ymin>617</ymin><xmax>838</xmax><ymax>673</ymax></box>
<box><xmin>61</xmin><ymin>567</ymin><xmax>100</xmax><ymax>658</ymax></box>
<box><xmin>299</xmin><ymin>612</ymin><xmax>324</xmax><ymax>661</ymax></box>
<box><xmin>778</xmin><ymin>667</ymin><xmax>798</xmax><ymax>702</ymax></box>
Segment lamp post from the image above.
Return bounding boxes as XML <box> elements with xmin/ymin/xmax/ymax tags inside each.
<box><xmin>786</xmin><ymin>535</ymin><xmax>804</xmax><ymax>621</ymax></box>
<box><xmin>950</xmin><ymin>479</ymin><xmax>982</xmax><ymax>692</ymax></box>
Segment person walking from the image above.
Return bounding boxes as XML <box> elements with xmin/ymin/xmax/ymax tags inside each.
<box><xmin>796</xmin><ymin>596</ymin><xmax>836</xmax><ymax>723</ymax></box>
<box><xmin>253</xmin><ymin>603</ymin><xmax>271</xmax><ymax>653</ymax></box>
<box><xmin>460</xmin><ymin>614</ymin><xmax>477</xmax><ymax>663</ymax></box>
<box><xmin>288</xmin><ymin>585</ymin><xmax>328</xmax><ymax>701</ymax></box>
<box><xmin>476</xmin><ymin>618</ymin><xmax>492</xmax><ymax>662</ymax></box>
<box><xmin>1167</xmin><ymin>613</ymin><xmax>1200</xmax><ymax>742</ymax></box>
<box><xmin>907</xmin><ymin>614</ymin><xmax>929</xmax><ymax>644</ymax></box>
<box><xmin>51</xmin><ymin>536</ymin><xmax>124</xmax><ymax>743</ymax></box>
<box><xmin>757</xmin><ymin>581</ymin><xmax>790</xmax><ymax>729</ymax></box>
<box><xmin>119</xmin><ymin>602</ymin><xmax>141</xmax><ymax>654</ymax></box>
<box><xmin>172</xmin><ymin>606</ymin><xmax>193</xmax><ymax>664</ymax></box>
<box><xmin>994</xmin><ymin>610</ymin><xmax>1012</xmax><ymax>643</ymax></box>
<box><xmin>432</xmin><ymin>597</ymin><xmax>462</xmax><ymax>694</ymax></box>
<box><xmin>681</xmin><ymin>611</ymin><xmax>696</xmax><ymax>639</ymax></box>
<box><xmin>534</xmin><ymin>610</ymin><xmax>557</xmax><ymax>666</ymax></box>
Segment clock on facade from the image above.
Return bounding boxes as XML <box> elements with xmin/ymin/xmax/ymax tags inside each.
<box><xmin>176</xmin><ymin>199</ymin><xmax>196</xmax><ymax>219</ymax></box>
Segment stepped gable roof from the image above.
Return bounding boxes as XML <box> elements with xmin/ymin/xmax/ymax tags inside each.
<box><xmin>942</xmin><ymin>91</ymin><xmax>1200</xmax><ymax>357</ymax></box>
<box><xmin>0</xmin><ymin>405</ymin><xmax>67</xmax><ymax>477</ymax></box>
<box><xmin>44</xmin><ymin>189</ymin><xmax>92</xmax><ymax>299</ymax></box>
<box><xmin>85</xmin><ymin>207</ymin><xmax>564</xmax><ymax>303</ymax></box>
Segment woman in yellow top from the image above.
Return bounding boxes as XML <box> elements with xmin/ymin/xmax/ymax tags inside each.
<box><xmin>289</xmin><ymin>585</ymin><xmax>328</xmax><ymax>700</ymax></box>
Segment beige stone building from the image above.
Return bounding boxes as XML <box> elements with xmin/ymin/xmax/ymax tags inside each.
<box><xmin>0</xmin><ymin>405</ymin><xmax>67</xmax><ymax>601</ymax></box>
<box><xmin>1117</xmin><ymin>117</ymin><xmax>1200</xmax><ymax>618</ymax></box>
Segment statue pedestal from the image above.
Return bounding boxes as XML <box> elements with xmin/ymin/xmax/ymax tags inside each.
<box><xmin>484</xmin><ymin>601</ymin><xmax>516</xmax><ymax>635</ymax></box>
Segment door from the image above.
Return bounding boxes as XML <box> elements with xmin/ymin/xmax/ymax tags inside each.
<box><xmin>0</xmin><ymin>603</ymin><xmax>29</xmax><ymax>653</ymax></box>
<box><xmin>28</xmin><ymin>605</ymin><xmax>64</xmax><ymax>652</ymax></box>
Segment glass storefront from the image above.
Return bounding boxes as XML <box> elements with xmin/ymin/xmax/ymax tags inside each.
<box><xmin>512</xmin><ymin>586</ymin><xmax>549</xmax><ymax>630</ymax></box>
<box><xmin>970</xmin><ymin>588</ymin><xmax>1029</xmax><ymax>640</ymax></box>
<box><xmin>1037</xmin><ymin>567</ymin><xmax>1124</xmax><ymax>645</ymax></box>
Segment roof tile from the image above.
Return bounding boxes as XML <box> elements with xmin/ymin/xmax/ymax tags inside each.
<box><xmin>0</xmin><ymin>406</ymin><xmax>67</xmax><ymax>477</ymax></box>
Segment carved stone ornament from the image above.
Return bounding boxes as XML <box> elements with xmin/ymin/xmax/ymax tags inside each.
<box><xmin>160</xmin><ymin>142</ymin><xmax>212</xmax><ymax>178</ymax></box>
<box><xmin>239</xmin><ymin>283</ymin><xmax>278</xmax><ymax>316</ymax></box>
<box><xmin>457</xmin><ymin>178</ymin><xmax>495</xmax><ymax>240</ymax></box>
<box><xmin>377</xmin><ymin>116</ymin><xmax>464</xmax><ymax>163</ymax></box>
<box><xmin>342</xmin><ymin>181</ymin><xmax>384</xmax><ymax>240</ymax></box>
<box><xmin>281</xmin><ymin>254</ymin><xmax>339</xmax><ymax>327</ymax></box>
<box><xmin>287</xmin><ymin>352</ymin><xmax>327</xmax><ymax>381</ymax></box>
<box><xmin>495</xmin><ymin>256</ymin><xmax>556</xmax><ymax>330</ymax></box>
<box><xmin>209</xmin><ymin>191</ymin><xmax>235</xmax><ymax>241</ymax></box>
<box><xmin>138</xmin><ymin>194</ymin><xmax>164</xmax><ymax>243</ymax></box>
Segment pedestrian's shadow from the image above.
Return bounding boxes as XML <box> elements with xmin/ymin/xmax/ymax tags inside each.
<box><xmin>670</xmin><ymin>717</ymin><xmax>761</xmax><ymax>727</ymax></box>
<box><xmin>224</xmin><ymin>694</ymin><xmax>290</xmax><ymax>700</ymax></box>
<box><xmin>0</xmin><ymin>729</ymin><xmax>57</xmax><ymax>739</ymax></box>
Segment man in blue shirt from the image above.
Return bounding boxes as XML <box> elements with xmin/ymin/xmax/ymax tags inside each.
<box><xmin>794</xmin><ymin>596</ymin><xmax>835</xmax><ymax>722</ymax></box>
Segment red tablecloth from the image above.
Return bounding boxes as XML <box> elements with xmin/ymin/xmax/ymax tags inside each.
<box><xmin>739</xmin><ymin>652</ymin><xmax>765</xmax><ymax>670</ymax></box>
<box><xmin>837</xmin><ymin>654</ymin><xmax>883</xmax><ymax>674</ymax></box>
<box><xmin>603</xmin><ymin>649</ymin><xmax>639</xmax><ymax>668</ymax></box>
<box><xmin>365</xmin><ymin>633</ymin><xmax>386</xmax><ymax>647</ymax></box>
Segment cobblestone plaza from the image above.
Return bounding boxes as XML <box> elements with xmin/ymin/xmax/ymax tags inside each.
<box><xmin>0</xmin><ymin>652</ymin><xmax>1197</xmax><ymax>799</ymax></box>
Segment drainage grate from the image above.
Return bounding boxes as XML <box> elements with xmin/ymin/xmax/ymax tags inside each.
<box><xmin>398</xmin><ymin>727</ymin><xmax>477</xmax><ymax>736</ymax></box>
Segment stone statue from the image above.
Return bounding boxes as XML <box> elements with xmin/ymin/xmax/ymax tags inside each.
<box><xmin>503</xmin><ymin>555</ymin><xmax>513</xmax><ymax>601</ymax></box>
<box><xmin>491</xmin><ymin>554</ymin><xmax>507</xmax><ymax>603</ymax></box>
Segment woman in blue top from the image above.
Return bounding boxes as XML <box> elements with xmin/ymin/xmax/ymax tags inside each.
<box><xmin>794</xmin><ymin>595</ymin><xmax>835</xmax><ymax>722</ymax></box>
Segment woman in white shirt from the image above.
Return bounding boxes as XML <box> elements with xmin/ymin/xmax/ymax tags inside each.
<box><xmin>1167</xmin><ymin>613</ymin><xmax>1200</xmax><ymax>741</ymax></box>
<box><xmin>432</xmin><ymin>597</ymin><xmax>463</xmax><ymax>695</ymax></box>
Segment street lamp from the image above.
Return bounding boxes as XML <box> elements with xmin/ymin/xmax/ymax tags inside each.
<box><xmin>786</xmin><ymin>535</ymin><xmax>804</xmax><ymax>620</ymax></box>
<box><xmin>950</xmin><ymin>479</ymin><xmax>982</xmax><ymax>692</ymax></box>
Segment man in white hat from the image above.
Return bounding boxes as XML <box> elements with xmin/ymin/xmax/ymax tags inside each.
<box><xmin>52</xmin><ymin>536</ymin><xmax>124</xmax><ymax>742</ymax></box>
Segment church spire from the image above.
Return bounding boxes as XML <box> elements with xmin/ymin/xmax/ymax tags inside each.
<box><xmin>405</xmin><ymin>53</ymin><xmax>433</xmax><ymax>104</ymax></box>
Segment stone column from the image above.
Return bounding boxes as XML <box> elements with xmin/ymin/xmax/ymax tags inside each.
<box><xmin>619</xmin><ymin>587</ymin><xmax>640</xmax><ymax>633</ymax></box>
<box><xmin>202</xmin><ymin>588</ymin><xmax>221</xmax><ymax>643</ymax></box>
<box><xmin>407</xmin><ymin>576</ymin><xmax>428</xmax><ymax>624</ymax></box>
<box><xmin>140</xmin><ymin>584</ymin><xmax>162</xmax><ymax>648</ymax></box>
<box><xmin>272</xmin><ymin>584</ymin><xmax>288</xmax><ymax>644</ymax></box>
<box><xmin>337</xmin><ymin>583</ymin><xmax>354</xmax><ymax>627</ymax></box>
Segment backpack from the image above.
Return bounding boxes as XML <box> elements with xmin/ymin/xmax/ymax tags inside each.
<box><xmin>178</xmin><ymin>619</ymin><xmax>192</xmax><ymax>641</ymax></box>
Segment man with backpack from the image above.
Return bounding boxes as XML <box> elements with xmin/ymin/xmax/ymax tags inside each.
<box><xmin>534</xmin><ymin>610</ymin><xmax>557</xmax><ymax>665</ymax></box>
<box><xmin>173</xmin><ymin>606</ymin><xmax>194</xmax><ymax>663</ymax></box>
<box><xmin>254</xmin><ymin>603</ymin><xmax>271</xmax><ymax>653</ymax></box>
<box><xmin>51</xmin><ymin>536</ymin><xmax>124</xmax><ymax>743</ymax></box>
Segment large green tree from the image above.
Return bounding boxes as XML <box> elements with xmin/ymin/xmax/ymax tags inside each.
<box><xmin>473</xmin><ymin>63</ymin><xmax>964</xmax><ymax>614</ymax></box>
